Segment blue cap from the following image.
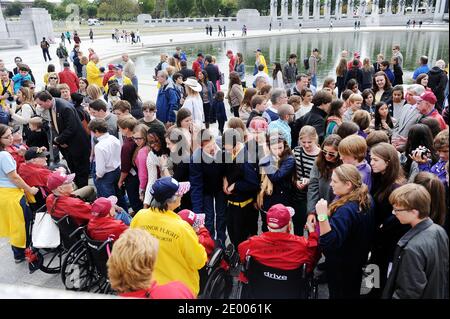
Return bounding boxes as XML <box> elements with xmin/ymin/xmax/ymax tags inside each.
<box><xmin>150</xmin><ymin>177</ymin><xmax>190</xmax><ymax>203</ymax></box>
<box><xmin>113</xmin><ymin>64</ymin><xmax>123</xmax><ymax>70</ymax></box>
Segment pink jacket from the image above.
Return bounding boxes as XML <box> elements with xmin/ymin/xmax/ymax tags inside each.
<box><xmin>135</xmin><ymin>146</ymin><xmax>150</xmax><ymax>191</ymax></box>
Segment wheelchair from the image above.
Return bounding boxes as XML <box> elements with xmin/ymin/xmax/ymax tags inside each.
<box><xmin>199</xmin><ymin>243</ymin><xmax>240</xmax><ymax>299</ymax></box>
<box><xmin>235</xmin><ymin>256</ymin><xmax>318</xmax><ymax>299</ymax></box>
<box><xmin>60</xmin><ymin>230</ymin><xmax>115</xmax><ymax>294</ymax></box>
<box><xmin>26</xmin><ymin>205</ymin><xmax>85</xmax><ymax>275</ymax></box>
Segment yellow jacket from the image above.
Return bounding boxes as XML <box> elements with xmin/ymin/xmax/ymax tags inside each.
<box><xmin>104</xmin><ymin>75</ymin><xmax>132</xmax><ymax>92</ymax></box>
<box><xmin>0</xmin><ymin>188</ymin><xmax>27</xmax><ymax>248</ymax></box>
<box><xmin>131</xmin><ymin>208</ymin><xmax>207</xmax><ymax>296</ymax></box>
<box><xmin>86</xmin><ymin>61</ymin><xmax>104</xmax><ymax>88</ymax></box>
<box><xmin>259</xmin><ymin>55</ymin><xmax>269</xmax><ymax>74</ymax></box>
<box><xmin>1</xmin><ymin>79</ymin><xmax>14</xmax><ymax>107</ymax></box>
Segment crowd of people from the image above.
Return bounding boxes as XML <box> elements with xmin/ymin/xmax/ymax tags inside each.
<box><xmin>0</xmin><ymin>39</ymin><xmax>449</xmax><ymax>300</ymax></box>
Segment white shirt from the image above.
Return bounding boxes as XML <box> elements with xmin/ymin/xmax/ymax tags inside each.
<box><xmin>295</xmin><ymin>103</ymin><xmax>313</xmax><ymax>119</ymax></box>
<box><xmin>254</xmin><ymin>71</ymin><xmax>271</xmax><ymax>85</ymax></box>
<box><xmin>182</xmin><ymin>95</ymin><xmax>204</xmax><ymax>127</ymax></box>
<box><xmin>94</xmin><ymin>133</ymin><xmax>121</xmax><ymax>178</ymax></box>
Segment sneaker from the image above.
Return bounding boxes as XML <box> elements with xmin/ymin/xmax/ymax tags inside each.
<box><xmin>14</xmin><ymin>257</ymin><xmax>25</xmax><ymax>264</ymax></box>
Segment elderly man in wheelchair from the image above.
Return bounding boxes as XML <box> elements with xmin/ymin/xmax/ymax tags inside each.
<box><xmin>237</xmin><ymin>204</ymin><xmax>320</xmax><ymax>299</ymax></box>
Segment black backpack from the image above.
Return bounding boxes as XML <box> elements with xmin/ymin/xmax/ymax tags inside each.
<box><xmin>154</xmin><ymin>61</ymin><xmax>164</xmax><ymax>78</ymax></box>
<box><xmin>303</xmin><ymin>57</ymin><xmax>310</xmax><ymax>70</ymax></box>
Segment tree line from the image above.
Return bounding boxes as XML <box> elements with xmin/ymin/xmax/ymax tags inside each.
<box><xmin>3</xmin><ymin>0</ymin><xmax>273</xmax><ymax>20</ymax></box>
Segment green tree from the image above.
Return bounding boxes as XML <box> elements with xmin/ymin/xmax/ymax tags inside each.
<box><xmin>86</xmin><ymin>4</ymin><xmax>98</xmax><ymax>18</ymax></box>
<box><xmin>201</xmin><ymin>0</ymin><xmax>222</xmax><ymax>16</ymax></box>
<box><xmin>5</xmin><ymin>1</ymin><xmax>24</xmax><ymax>17</ymax></box>
<box><xmin>220</xmin><ymin>0</ymin><xmax>238</xmax><ymax>16</ymax></box>
<box><xmin>33</xmin><ymin>0</ymin><xmax>56</xmax><ymax>14</ymax></box>
<box><xmin>139</xmin><ymin>0</ymin><xmax>156</xmax><ymax>14</ymax></box>
<box><xmin>97</xmin><ymin>2</ymin><xmax>113</xmax><ymax>20</ymax></box>
<box><xmin>52</xmin><ymin>5</ymin><xmax>70</xmax><ymax>20</ymax></box>
<box><xmin>172</xmin><ymin>0</ymin><xmax>195</xmax><ymax>17</ymax></box>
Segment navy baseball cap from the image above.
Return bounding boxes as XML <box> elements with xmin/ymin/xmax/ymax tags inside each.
<box><xmin>113</xmin><ymin>64</ymin><xmax>123</xmax><ymax>70</ymax></box>
<box><xmin>150</xmin><ymin>177</ymin><xmax>190</xmax><ymax>203</ymax></box>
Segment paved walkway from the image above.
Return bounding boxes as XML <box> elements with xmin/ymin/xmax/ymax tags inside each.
<box><xmin>1</xmin><ymin>24</ymin><xmax>447</xmax><ymax>101</ymax></box>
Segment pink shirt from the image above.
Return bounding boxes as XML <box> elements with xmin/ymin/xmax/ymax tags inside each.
<box><xmin>135</xmin><ymin>146</ymin><xmax>150</xmax><ymax>191</ymax></box>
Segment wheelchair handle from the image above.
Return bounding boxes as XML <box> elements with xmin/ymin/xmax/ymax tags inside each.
<box><xmin>95</xmin><ymin>238</ymin><xmax>113</xmax><ymax>252</ymax></box>
<box><xmin>69</xmin><ymin>226</ymin><xmax>86</xmax><ymax>238</ymax></box>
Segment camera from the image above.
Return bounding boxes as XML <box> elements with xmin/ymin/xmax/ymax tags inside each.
<box><xmin>415</xmin><ymin>146</ymin><xmax>431</xmax><ymax>159</ymax></box>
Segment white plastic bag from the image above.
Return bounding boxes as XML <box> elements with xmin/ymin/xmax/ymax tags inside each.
<box><xmin>32</xmin><ymin>212</ymin><xmax>60</xmax><ymax>249</ymax></box>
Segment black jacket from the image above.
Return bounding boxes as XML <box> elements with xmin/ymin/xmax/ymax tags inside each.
<box><xmin>205</xmin><ymin>63</ymin><xmax>220</xmax><ymax>91</ymax></box>
<box><xmin>246</xmin><ymin>110</ymin><xmax>263</xmax><ymax>127</ymax></box>
<box><xmin>375</xmin><ymin>87</ymin><xmax>393</xmax><ymax>104</ymax></box>
<box><xmin>291</xmin><ymin>105</ymin><xmax>328</xmax><ymax>148</ymax></box>
<box><xmin>345</xmin><ymin>67</ymin><xmax>363</xmax><ymax>87</ymax></box>
<box><xmin>427</xmin><ymin>67</ymin><xmax>448</xmax><ymax>109</ymax></box>
<box><xmin>179</xmin><ymin>67</ymin><xmax>196</xmax><ymax>81</ymax></box>
<box><xmin>393</xmin><ymin>65</ymin><xmax>403</xmax><ymax>85</ymax></box>
<box><xmin>51</xmin><ymin>98</ymin><xmax>90</xmax><ymax>160</ymax></box>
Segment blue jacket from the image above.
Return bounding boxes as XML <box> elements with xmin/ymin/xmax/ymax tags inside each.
<box><xmin>211</xmin><ymin>99</ymin><xmax>227</xmax><ymax>123</ymax></box>
<box><xmin>413</xmin><ymin>65</ymin><xmax>430</xmax><ymax>80</ymax></box>
<box><xmin>260</xmin><ymin>154</ymin><xmax>296</xmax><ymax>210</ymax></box>
<box><xmin>190</xmin><ymin>148</ymin><xmax>225</xmax><ymax>213</ymax></box>
<box><xmin>200</xmin><ymin>80</ymin><xmax>215</xmax><ymax>105</ymax></box>
<box><xmin>384</xmin><ymin>68</ymin><xmax>395</xmax><ymax>84</ymax></box>
<box><xmin>320</xmin><ymin>200</ymin><xmax>376</xmax><ymax>298</ymax></box>
<box><xmin>156</xmin><ymin>82</ymin><xmax>178</xmax><ymax>123</ymax></box>
<box><xmin>12</xmin><ymin>73</ymin><xmax>32</xmax><ymax>93</ymax></box>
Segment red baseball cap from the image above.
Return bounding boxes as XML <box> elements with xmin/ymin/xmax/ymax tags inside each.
<box><xmin>47</xmin><ymin>172</ymin><xmax>75</xmax><ymax>191</ymax></box>
<box><xmin>266</xmin><ymin>204</ymin><xmax>295</xmax><ymax>229</ymax></box>
<box><xmin>413</xmin><ymin>90</ymin><xmax>437</xmax><ymax>105</ymax></box>
<box><xmin>354</xmin><ymin>51</ymin><xmax>360</xmax><ymax>58</ymax></box>
<box><xmin>91</xmin><ymin>196</ymin><xmax>118</xmax><ymax>217</ymax></box>
<box><xmin>178</xmin><ymin>209</ymin><xmax>205</xmax><ymax>229</ymax></box>
<box><xmin>226</xmin><ymin>50</ymin><xmax>233</xmax><ymax>55</ymax></box>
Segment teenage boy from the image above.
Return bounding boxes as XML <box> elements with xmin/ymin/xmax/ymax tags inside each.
<box><xmin>383</xmin><ymin>184</ymin><xmax>448</xmax><ymax>299</ymax></box>
<box><xmin>343</xmin><ymin>93</ymin><xmax>363</xmax><ymax>122</ymax></box>
<box><xmin>246</xmin><ymin>95</ymin><xmax>268</xmax><ymax>128</ymax></box>
<box><xmin>139</xmin><ymin>100</ymin><xmax>165</xmax><ymax>132</ymax></box>
<box><xmin>338</xmin><ymin>134</ymin><xmax>372</xmax><ymax>191</ymax></box>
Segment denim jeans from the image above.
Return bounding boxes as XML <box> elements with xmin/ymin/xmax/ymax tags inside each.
<box><xmin>311</xmin><ymin>74</ymin><xmax>317</xmax><ymax>88</ymax></box>
<box><xmin>124</xmin><ymin>173</ymin><xmax>143</xmax><ymax>214</ymax></box>
<box><xmin>204</xmin><ymin>191</ymin><xmax>227</xmax><ymax>248</ymax></box>
<box><xmin>11</xmin><ymin>196</ymin><xmax>32</xmax><ymax>260</ymax></box>
<box><xmin>94</xmin><ymin>167</ymin><xmax>129</xmax><ymax>212</ymax></box>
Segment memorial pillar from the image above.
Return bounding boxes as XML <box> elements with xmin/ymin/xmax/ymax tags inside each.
<box><xmin>398</xmin><ymin>0</ymin><xmax>405</xmax><ymax>15</ymax></box>
<box><xmin>325</xmin><ymin>0</ymin><xmax>331</xmax><ymax>19</ymax></box>
<box><xmin>0</xmin><ymin>4</ymin><xmax>9</xmax><ymax>40</ymax></box>
<box><xmin>337</xmin><ymin>0</ymin><xmax>342</xmax><ymax>19</ymax></box>
<box><xmin>303</xmin><ymin>0</ymin><xmax>310</xmax><ymax>19</ymax></box>
<box><xmin>270</xmin><ymin>0</ymin><xmax>278</xmax><ymax>19</ymax></box>
<box><xmin>293</xmin><ymin>0</ymin><xmax>299</xmax><ymax>20</ymax></box>
<box><xmin>313</xmin><ymin>0</ymin><xmax>320</xmax><ymax>20</ymax></box>
<box><xmin>282</xmin><ymin>0</ymin><xmax>289</xmax><ymax>21</ymax></box>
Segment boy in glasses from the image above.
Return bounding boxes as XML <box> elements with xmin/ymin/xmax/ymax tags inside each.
<box><xmin>383</xmin><ymin>183</ymin><xmax>448</xmax><ymax>299</ymax></box>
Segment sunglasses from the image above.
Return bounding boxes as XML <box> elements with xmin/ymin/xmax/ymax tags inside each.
<box><xmin>132</xmin><ymin>137</ymin><xmax>144</xmax><ymax>141</ymax></box>
<box><xmin>322</xmin><ymin>150</ymin><xmax>339</xmax><ymax>157</ymax></box>
<box><xmin>49</xmin><ymin>77</ymin><xmax>58</xmax><ymax>80</ymax></box>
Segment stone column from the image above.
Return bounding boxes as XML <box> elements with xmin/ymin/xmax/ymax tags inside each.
<box><xmin>434</xmin><ymin>0</ymin><xmax>447</xmax><ymax>21</ymax></box>
<box><xmin>348</xmin><ymin>0</ymin><xmax>353</xmax><ymax>17</ymax></box>
<box><xmin>292</xmin><ymin>0</ymin><xmax>299</xmax><ymax>20</ymax></box>
<box><xmin>281</xmin><ymin>0</ymin><xmax>289</xmax><ymax>21</ymax></box>
<box><xmin>324</xmin><ymin>0</ymin><xmax>331</xmax><ymax>19</ymax></box>
<box><xmin>0</xmin><ymin>4</ymin><xmax>9</xmax><ymax>40</ymax></box>
<box><xmin>386</xmin><ymin>0</ymin><xmax>392</xmax><ymax>15</ymax></box>
<box><xmin>303</xmin><ymin>0</ymin><xmax>310</xmax><ymax>19</ymax></box>
<box><xmin>313</xmin><ymin>0</ymin><xmax>320</xmax><ymax>20</ymax></box>
<box><xmin>413</xmin><ymin>0</ymin><xmax>419</xmax><ymax>13</ymax></box>
<box><xmin>360</xmin><ymin>0</ymin><xmax>367</xmax><ymax>16</ymax></box>
<box><xmin>373</xmin><ymin>0</ymin><xmax>379</xmax><ymax>15</ymax></box>
<box><xmin>336</xmin><ymin>0</ymin><xmax>342</xmax><ymax>19</ymax></box>
<box><xmin>270</xmin><ymin>0</ymin><xmax>278</xmax><ymax>19</ymax></box>
<box><xmin>398</xmin><ymin>0</ymin><xmax>405</xmax><ymax>15</ymax></box>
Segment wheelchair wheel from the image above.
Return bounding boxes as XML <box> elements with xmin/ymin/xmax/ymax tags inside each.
<box><xmin>201</xmin><ymin>267</ymin><xmax>232</xmax><ymax>299</ymax></box>
<box><xmin>39</xmin><ymin>246</ymin><xmax>64</xmax><ymax>274</ymax></box>
<box><xmin>61</xmin><ymin>240</ymin><xmax>92</xmax><ymax>291</ymax></box>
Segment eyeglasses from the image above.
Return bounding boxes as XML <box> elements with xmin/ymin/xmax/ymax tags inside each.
<box><xmin>49</xmin><ymin>77</ymin><xmax>58</xmax><ymax>80</ymax></box>
<box><xmin>132</xmin><ymin>137</ymin><xmax>144</xmax><ymax>141</ymax></box>
<box><xmin>322</xmin><ymin>150</ymin><xmax>338</xmax><ymax>157</ymax></box>
<box><xmin>392</xmin><ymin>208</ymin><xmax>410</xmax><ymax>215</ymax></box>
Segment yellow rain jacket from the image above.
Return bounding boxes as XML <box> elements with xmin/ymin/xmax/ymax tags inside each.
<box><xmin>131</xmin><ymin>208</ymin><xmax>207</xmax><ymax>296</ymax></box>
<box><xmin>0</xmin><ymin>188</ymin><xmax>27</xmax><ymax>248</ymax></box>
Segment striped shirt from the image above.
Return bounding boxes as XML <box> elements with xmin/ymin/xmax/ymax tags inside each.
<box><xmin>293</xmin><ymin>146</ymin><xmax>318</xmax><ymax>199</ymax></box>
